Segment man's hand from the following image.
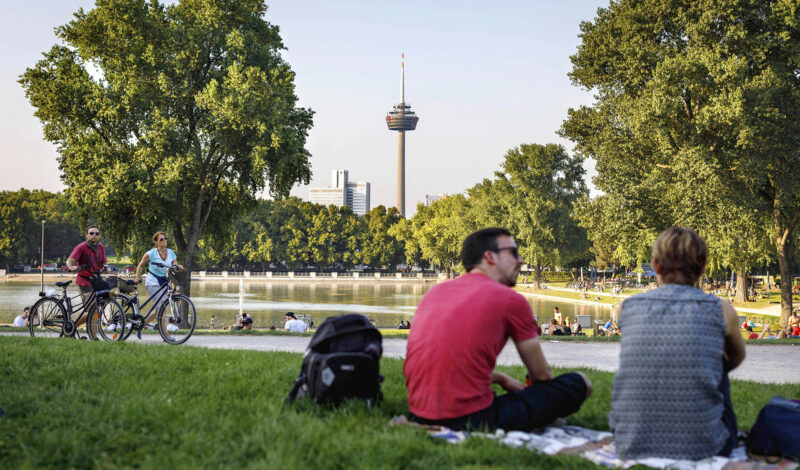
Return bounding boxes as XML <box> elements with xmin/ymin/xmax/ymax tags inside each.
<box><xmin>491</xmin><ymin>371</ymin><xmax>526</xmax><ymax>393</ymax></box>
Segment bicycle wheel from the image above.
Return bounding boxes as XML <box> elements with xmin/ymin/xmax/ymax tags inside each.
<box><xmin>115</xmin><ymin>294</ymin><xmax>138</xmax><ymax>341</ymax></box>
<box><xmin>157</xmin><ymin>294</ymin><xmax>196</xmax><ymax>345</ymax></box>
<box><xmin>87</xmin><ymin>297</ymin><xmax>127</xmax><ymax>341</ymax></box>
<box><xmin>29</xmin><ymin>297</ymin><xmax>65</xmax><ymax>338</ymax></box>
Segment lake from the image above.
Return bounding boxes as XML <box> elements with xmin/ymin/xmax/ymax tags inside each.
<box><xmin>0</xmin><ymin>280</ymin><xmax>611</xmax><ymax>328</ymax></box>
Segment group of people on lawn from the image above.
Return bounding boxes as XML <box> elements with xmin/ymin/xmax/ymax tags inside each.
<box><xmin>404</xmin><ymin>226</ymin><xmax>745</xmax><ymax>460</ymax></box>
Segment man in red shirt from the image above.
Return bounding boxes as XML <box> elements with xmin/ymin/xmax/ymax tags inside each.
<box><xmin>404</xmin><ymin>227</ymin><xmax>592</xmax><ymax>431</ymax></box>
<box><xmin>66</xmin><ymin>225</ymin><xmax>107</xmax><ymax>339</ymax></box>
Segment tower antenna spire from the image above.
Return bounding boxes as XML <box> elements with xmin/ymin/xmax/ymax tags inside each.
<box><xmin>401</xmin><ymin>53</ymin><xmax>405</xmax><ymax>103</ymax></box>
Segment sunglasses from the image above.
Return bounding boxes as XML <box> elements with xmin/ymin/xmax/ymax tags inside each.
<box><xmin>492</xmin><ymin>246</ymin><xmax>520</xmax><ymax>258</ymax></box>
<box><xmin>88</xmin><ymin>231</ymin><xmax>100</xmax><ymax>235</ymax></box>
<box><xmin>158</xmin><ymin>238</ymin><xmax>168</xmax><ymax>241</ymax></box>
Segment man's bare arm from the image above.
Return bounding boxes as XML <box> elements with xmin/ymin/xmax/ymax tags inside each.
<box><xmin>515</xmin><ymin>337</ymin><xmax>552</xmax><ymax>383</ymax></box>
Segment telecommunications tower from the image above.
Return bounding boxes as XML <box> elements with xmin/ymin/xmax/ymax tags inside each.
<box><xmin>385</xmin><ymin>53</ymin><xmax>419</xmax><ymax>217</ymax></box>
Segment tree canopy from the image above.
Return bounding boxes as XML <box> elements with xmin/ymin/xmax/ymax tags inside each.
<box><xmin>562</xmin><ymin>0</ymin><xmax>800</xmax><ymax>322</ymax></box>
<box><xmin>20</xmin><ymin>0</ymin><xmax>313</xmax><ymax>292</ymax></box>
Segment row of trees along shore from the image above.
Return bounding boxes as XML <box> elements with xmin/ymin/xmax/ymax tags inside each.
<box><xmin>13</xmin><ymin>0</ymin><xmax>800</xmax><ymax>325</ymax></box>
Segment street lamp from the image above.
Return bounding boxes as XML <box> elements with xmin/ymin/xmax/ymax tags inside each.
<box><xmin>41</xmin><ymin>220</ymin><xmax>46</xmax><ymax>292</ymax></box>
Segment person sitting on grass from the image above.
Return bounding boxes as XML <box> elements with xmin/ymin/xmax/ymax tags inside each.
<box><xmin>546</xmin><ymin>318</ymin><xmax>563</xmax><ymax>336</ymax></box>
<box><xmin>284</xmin><ymin>312</ymin><xmax>307</xmax><ymax>333</ymax></box>
<box><xmin>235</xmin><ymin>313</ymin><xmax>252</xmax><ymax>330</ymax></box>
<box><xmin>609</xmin><ymin>227</ymin><xmax>745</xmax><ymax>460</ymax></box>
<box><xmin>13</xmin><ymin>307</ymin><xmax>30</xmax><ymax>327</ymax></box>
<box><xmin>241</xmin><ymin>313</ymin><xmax>253</xmax><ymax>331</ymax></box>
<box><xmin>404</xmin><ymin>227</ymin><xmax>592</xmax><ymax>432</ymax></box>
<box><xmin>789</xmin><ymin>310</ymin><xmax>800</xmax><ymax>337</ymax></box>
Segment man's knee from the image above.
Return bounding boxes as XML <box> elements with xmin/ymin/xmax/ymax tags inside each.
<box><xmin>575</xmin><ymin>372</ymin><xmax>593</xmax><ymax>398</ymax></box>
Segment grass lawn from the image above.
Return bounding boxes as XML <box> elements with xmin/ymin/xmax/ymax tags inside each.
<box><xmin>518</xmin><ymin>286</ymin><xmax>622</xmax><ymax>305</ymax></box>
<box><xmin>2</xmin><ymin>337</ymin><xmax>798</xmax><ymax>469</ymax></box>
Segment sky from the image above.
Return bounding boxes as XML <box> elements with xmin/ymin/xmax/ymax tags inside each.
<box><xmin>0</xmin><ymin>0</ymin><xmax>609</xmax><ymax>214</ymax></box>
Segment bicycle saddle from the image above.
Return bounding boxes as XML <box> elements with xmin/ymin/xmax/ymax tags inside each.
<box><xmin>55</xmin><ymin>281</ymin><xmax>72</xmax><ymax>288</ymax></box>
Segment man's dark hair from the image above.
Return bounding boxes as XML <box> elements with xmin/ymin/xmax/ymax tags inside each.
<box><xmin>85</xmin><ymin>224</ymin><xmax>99</xmax><ymax>234</ymax></box>
<box><xmin>460</xmin><ymin>227</ymin><xmax>512</xmax><ymax>271</ymax></box>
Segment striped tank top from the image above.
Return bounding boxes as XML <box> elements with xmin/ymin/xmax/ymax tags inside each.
<box><xmin>609</xmin><ymin>284</ymin><xmax>728</xmax><ymax>459</ymax></box>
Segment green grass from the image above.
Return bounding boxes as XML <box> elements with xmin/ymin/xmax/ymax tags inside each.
<box><xmin>1</xmin><ymin>337</ymin><xmax>798</xmax><ymax>469</ymax></box>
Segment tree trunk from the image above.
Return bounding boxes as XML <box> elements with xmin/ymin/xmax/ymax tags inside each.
<box><xmin>774</xmin><ymin>200</ymin><xmax>795</xmax><ymax>327</ymax></box>
<box><xmin>776</xmin><ymin>235</ymin><xmax>793</xmax><ymax>327</ymax></box>
<box><xmin>534</xmin><ymin>263</ymin><xmax>542</xmax><ymax>289</ymax></box>
<box><xmin>734</xmin><ymin>267</ymin><xmax>748</xmax><ymax>303</ymax></box>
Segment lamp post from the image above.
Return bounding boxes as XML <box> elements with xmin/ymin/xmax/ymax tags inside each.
<box><xmin>40</xmin><ymin>220</ymin><xmax>46</xmax><ymax>292</ymax></box>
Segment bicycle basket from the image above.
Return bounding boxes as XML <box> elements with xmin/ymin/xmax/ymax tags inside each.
<box><xmin>108</xmin><ymin>276</ymin><xmax>136</xmax><ymax>293</ymax></box>
<box><xmin>90</xmin><ymin>276</ymin><xmax>111</xmax><ymax>293</ymax></box>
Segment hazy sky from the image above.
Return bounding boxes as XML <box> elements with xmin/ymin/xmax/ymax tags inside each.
<box><xmin>1</xmin><ymin>1</ymin><xmax>608</xmax><ymax>213</ymax></box>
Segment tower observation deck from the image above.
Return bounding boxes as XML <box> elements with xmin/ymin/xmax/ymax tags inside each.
<box><xmin>385</xmin><ymin>54</ymin><xmax>419</xmax><ymax>217</ymax></box>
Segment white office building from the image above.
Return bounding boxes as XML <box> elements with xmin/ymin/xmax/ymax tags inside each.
<box><xmin>309</xmin><ymin>170</ymin><xmax>371</xmax><ymax>215</ymax></box>
<box><xmin>425</xmin><ymin>193</ymin><xmax>447</xmax><ymax>206</ymax></box>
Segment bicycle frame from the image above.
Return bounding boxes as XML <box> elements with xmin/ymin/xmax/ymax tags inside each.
<box><xmin>37</xmin><ymin>283</ymin><xmax>102</xmax><ymax>337</ymax></box>
<box><xmin>123</xmin><ymin>279</ymin><xmax>174</xmax><ymax>323</ymax></box>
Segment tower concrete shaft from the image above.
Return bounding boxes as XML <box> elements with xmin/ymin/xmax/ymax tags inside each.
<box><xmin>397</xmin><ymin>130</ymin><xmax>405</xmax><ymax>216</ymax></box>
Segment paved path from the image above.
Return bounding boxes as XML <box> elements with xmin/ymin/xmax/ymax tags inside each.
<box><xmin>4</xmin><ymin>332</ymin><xmax>798</xmax><ymax>384</ymax></box>
<box><xmin>154</xmin><ymin>334</ymin><xmax>799</xmax><ymax>384</ymax></box>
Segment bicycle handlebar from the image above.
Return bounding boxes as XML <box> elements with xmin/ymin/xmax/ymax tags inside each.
<box><xmin>151</xmin><ymin>262</ymin><xmax>184</xmax><ymax>272</ymax></box>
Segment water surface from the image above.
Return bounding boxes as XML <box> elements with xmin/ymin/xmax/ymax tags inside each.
<box><xmin>0</xmin><ymin>280</ymin><xmax>610</xmax><ymax>328</ymax></box>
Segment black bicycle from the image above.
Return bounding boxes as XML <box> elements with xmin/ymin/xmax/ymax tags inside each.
<box><xmin>29</xmin><ymin>266</ymin><xmax>127</xmax><ymax>341</ymax></box>
<box><xmin>115</xmin><ymin>262</ymin><xmax>197</xmax><ymax>345</ymax></box>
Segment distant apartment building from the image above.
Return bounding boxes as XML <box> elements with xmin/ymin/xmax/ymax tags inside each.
<box><xmin>309</xmin><ymin>170</ymin><xmax>371</xmax><ymax>215</ymax></box>
<box><xmin>425</xmin><ymin>193</ymin><xmax>447</xmax><ymax>206</ymax></box>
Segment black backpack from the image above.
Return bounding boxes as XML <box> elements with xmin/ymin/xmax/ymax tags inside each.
<box><xmin>287</xmin><ymin>314</ymin><xmax>383</xmax><ymax>406</ymax></box>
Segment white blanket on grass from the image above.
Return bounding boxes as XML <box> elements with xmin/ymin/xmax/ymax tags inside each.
<box><xmin>389</xmin><ymin>416</ymin><xmax>797</xmax><ymax>470</ymax></box>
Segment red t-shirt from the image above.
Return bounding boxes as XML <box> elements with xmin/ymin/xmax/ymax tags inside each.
<box><xmin>403</xmin><ymin>272</ymin><xmax>539</xmax><ymax>420</ymax></box>
<box><xmin>68</xmin><ymin>242</ymin><xmax>107</xmax><ymax>287</ymax></box>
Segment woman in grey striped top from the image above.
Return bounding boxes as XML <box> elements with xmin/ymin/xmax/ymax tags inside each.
<box><xmin>609</xmin><ymin>227</ymin><xmax>746</xmax><ymax>460</ymax></box>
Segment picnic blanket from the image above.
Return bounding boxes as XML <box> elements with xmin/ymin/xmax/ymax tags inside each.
<box><xmin>389</xmin><ymin>416</ymin><xmax>798</xmax><ymax>470</ymax></box>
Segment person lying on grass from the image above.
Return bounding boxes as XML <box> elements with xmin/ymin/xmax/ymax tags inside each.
<box><xmin>609</xmin><ymin>227</ymin><xmax>745</xmax><ymax>460</ymax></box>
<box><xmin>404</xmin><ymin>227</ymin><xmax>593</xmax><ymax>432</ymax></box>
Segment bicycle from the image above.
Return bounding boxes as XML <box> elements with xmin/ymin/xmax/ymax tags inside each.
<box><xmin>115</xmin><ymin>262</ymin><xmax>197</xmax><ymax>345</ymax></box>
<box><xmin>29</xmin><ymin>266</ymin><xmax>127</xmax><ymax>341</ymax></box>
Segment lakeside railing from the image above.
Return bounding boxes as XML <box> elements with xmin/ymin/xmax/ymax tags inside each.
<box><xmin>187</xmin><ymin>270</ymin><xmax>446</xmax><ymax>281</ymax></box>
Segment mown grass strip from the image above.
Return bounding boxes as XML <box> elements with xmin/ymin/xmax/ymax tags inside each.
<box><xmin>0</xmin><ymin>337</ymin><xmax>796</xmax><ymax>469</ymax></box>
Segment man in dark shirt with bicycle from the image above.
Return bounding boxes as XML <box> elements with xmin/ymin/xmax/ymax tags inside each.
<box><xmin>66</xmin><ymin>225</ymin><xmax>107</xmax><ymax>339</ymax></box>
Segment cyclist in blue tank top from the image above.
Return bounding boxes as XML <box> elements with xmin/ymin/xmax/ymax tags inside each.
<box><xmin>135</xmin><ymin>231</ymin><xmax>183</xmax><ymax>332</ymax></box>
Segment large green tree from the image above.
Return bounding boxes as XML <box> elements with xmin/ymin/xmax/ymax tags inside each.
<box><xmin>494</xmin><ymin>143</ymin><xmax>589</xmax><ymax>287</ymax></box>
<box><xmin>20</xmin><ymin>0</ymin><xmax>313</xmax><ymax>293</ymax></box>
<box><xmin>562</xmin><ymin>0</ymin><xmax>800</xmax><ymax>323</ymax></box>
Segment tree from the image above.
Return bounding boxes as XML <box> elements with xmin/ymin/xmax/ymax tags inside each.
<box><xmin>410</xmin><ymin>195</ymin><xmax>478</xmax><ymax>278</ymax></box>
<box><xmin>494</xmin><ymin>143</ymin><xmax>589</xmax><ymax>288</ymax></box>
<box><xmin>20</xmin><ymin>190</ymin><xmax>85</xmax><ymax>265</ymax></box>
<box><xmin>0</xmin><ymin>192</ymin><xmax>38</xmax><ymax>268</ymax></box>
<box><xmin>562</xmin><ymin>0</ymin><xmax>800</xmax><ymax>324</ymax></box>
<box><xmin>360</xmin><ymin>206</ymin><xmax>403</xmax><ymax>269</ymax></box>
<box><xmin>20</xmin><ymin>0</ymin><xmax>313</xmax><ymax>296</ymax></box>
